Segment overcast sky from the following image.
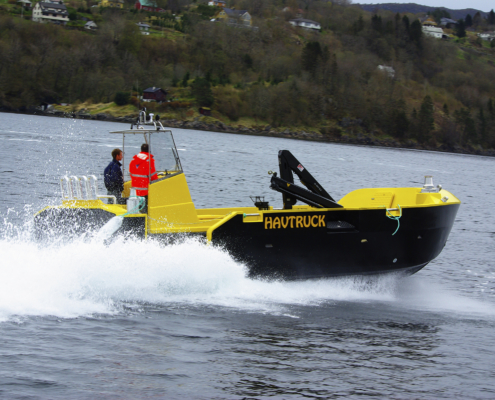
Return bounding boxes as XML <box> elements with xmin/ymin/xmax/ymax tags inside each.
<box><xmin>355</xmin><ymin>0</ymin><xmax>493</xmax><ymax>13</ymax></box>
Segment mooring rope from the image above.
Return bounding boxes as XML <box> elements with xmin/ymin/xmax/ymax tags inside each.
<box><xmin>120</xmin><ymin>196</ymin><xmax>146</xmax><ymax>217</ymax></box>
<box><xmin>384</xmin><ymin>204</ymin><xmax>402</xmax><ymax>235</ymax></box>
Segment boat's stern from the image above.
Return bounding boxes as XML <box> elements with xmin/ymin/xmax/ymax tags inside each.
<box><xmin>34</xmin><ymin>200</ymin><xmax>147</xmax><ymax>242</ymax></box>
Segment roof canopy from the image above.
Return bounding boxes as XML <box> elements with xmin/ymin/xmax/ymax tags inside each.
<box><xmin>143</xmin><ymin>87</ymin><xmax>167</xmax><ymax>93</ymax></box>
<box><xmin>222</xmin><ymin>8</ymin><xmax>248</xmax><ymax>17</ymax></box>
<box><xmin>137</xmin><ymin>0</ymin><xmax>158</xmax><ymax>7</ymax></box>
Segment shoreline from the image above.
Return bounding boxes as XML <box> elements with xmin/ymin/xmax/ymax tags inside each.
<box><xmin>4</xmin><ymin>109</ymin><xmax>495</xmax><ymax>157</ymax></box>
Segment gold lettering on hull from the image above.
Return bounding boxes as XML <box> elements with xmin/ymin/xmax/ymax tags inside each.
<box><xmin>264</xmin><ymin>215</ymin><xmax>326</xmax><ymax>229</ymax></box>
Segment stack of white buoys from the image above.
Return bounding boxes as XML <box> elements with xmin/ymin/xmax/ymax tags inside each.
<box><xmin>60</xmin><ymin>175</ymin><xmax>118</xmax><ymax>204</ymax></box>
<box><xmin>60</xmin><ymin>175</ymin><xmax>98</xmax><ymax>200</ymax></box>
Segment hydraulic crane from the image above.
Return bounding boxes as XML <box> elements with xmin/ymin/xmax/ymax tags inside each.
<box><xmin>270</xmin><ymin>150</ymin><xmax>343</xmax><ymax>209</ymax></box>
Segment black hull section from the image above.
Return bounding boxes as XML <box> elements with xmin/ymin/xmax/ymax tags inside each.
<box><xmin>211</xmin><ymin>204</ymin><xmax>460</xmax><ymax>280</ymax></box>
<box><xmin>34</xmin><ymin>208</ymin><xmax>145</xmax><ymax>241</ymax></box>
<box><xmin>34</xmin><ymin>204</ymin><xmax>459</xmax><ymax>280</ymax></box>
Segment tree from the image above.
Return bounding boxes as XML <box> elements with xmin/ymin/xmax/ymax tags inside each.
<box><xmin>465</xmin><ymin>14</ymin><xmax>472</xmax><ymax>27</ymax></box>
<box><xmin>168</xmin><ymin>0</ymin><xmax>180</xmax><ymax>13</ymax></box>
<box><xmin>384</xmin><ymin>20</ymin><xmax>394</xmax><ymax>35</ymax></box>
<box><xmin>302</xmin><ymin>41</ymin><xmax>322</xmax><ymax>77</ymax></box>
<box><xmin>68</xmin><ymin>8</ymin><xmax>77</xmax><ymax>21</ymax></box>
<box><xmin>352</xmin><ymin>15</ymin><xmax>364</xmax><ymax>34</ymax></box>
<box><xmin>182</xmin><ymin>72</ymin><xmax>190</xmax><ymax>87</ymax></box>
<box><xmin>430</xmin><ymin>8</ymin><xmax>451</xmax><ymax>24</ymax></box>
<box><xmin>371</xmin><ymin>14</ymin><xmax>382</xmax><ymax>33</ymax></box>
<box><xmin>465</xmin><ymin>115</ymin><xmax>477</xmax><ymax>142</ymax></box>
<box><xmin>478</xmin><ymin>108</ymin><xmax>487</xmax><ymax>142</ymax></box>
<box><xmin>114</xmin><ymin>91</ymin><xmax>130</xmax><ymax>106</ymax></box>
<box><xmin>417</xmin><ymin>95</ymin><xmax>434</xmax><ymax>142</ymax></box>
<box><xmin>488</xmin><ymin>98</ymin><xmax>495</xmax><ymax>120</ymax></box>
<box><xmin>454</xmin><ymin>108</ymin><xmax>477</xmax><ymax>144</ymax></box>
<box><xmin>117</xmin><ymin>22</ymin><xmax>142</xmax><ymax>56</ymax></box>
<box><xmin>388</xmin><ymin>99</ymin><xmax>409</xmax><ymax>138</ymax></box>
<box><xmin>191</xmin><ymin>77</ymin><xmax>214</xmax><ymax>107</ymax></box>
<box><xmin>402</xmin><ymin>15</ymin><xmax>410</xmax><ymax>33</ymax></box>
<box><xmin>394</xmin><ymin>12</ymin><xmax>400</xmax><ymax>34</ymax></box>
<box><xmin>489</xmin><ymin>9</ymin><xmax>495</xmax><ymax>25</ymax></box>
<box><xmin>472</xmin><ymin>12</ymin><xmax>482</xmax><ymax>28</ymax></box>
<box><xmin>410</xmin><ymin>19</ymin><xmax>422</xmax><ymax>44</ymax></box>
<box><xmin>456</xmin><ymin>19</ymin><xmax>466</xmax><ymax>38</ymax></box>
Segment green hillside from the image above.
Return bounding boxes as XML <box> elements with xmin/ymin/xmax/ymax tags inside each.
<box><xmin>1</xmin><ymin>0</ymin><xmax>495</xmax><ymax>151</ymax></box>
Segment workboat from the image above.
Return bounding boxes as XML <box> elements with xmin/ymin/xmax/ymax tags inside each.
<box><xmin>34</xmin><ymin>111</ymin><xmax>461</xmax><ymax>279</ymax></box>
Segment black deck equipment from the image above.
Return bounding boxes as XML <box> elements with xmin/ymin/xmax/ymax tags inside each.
<box><xmin>270</xmin><ymin>150</ymin><xmax>343</xmax><ymax>209</ymax></box>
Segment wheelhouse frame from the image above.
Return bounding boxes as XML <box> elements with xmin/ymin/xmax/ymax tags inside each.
<box><xmin>109</xmin><ymin>128</ymin><xmax>183</xmax><ymax>183</ymax></box>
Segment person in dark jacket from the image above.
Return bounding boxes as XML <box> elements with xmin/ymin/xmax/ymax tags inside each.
<box><xmin>104</xmin><ymin>148</ymin><xmax>125</xmax><ymax>204</ymax></box>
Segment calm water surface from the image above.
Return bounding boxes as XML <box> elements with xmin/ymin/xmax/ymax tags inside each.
<box><xmin>0</xmin><ymin>113</ymin><xmax>494</xmax><ymax>399</ymax></box>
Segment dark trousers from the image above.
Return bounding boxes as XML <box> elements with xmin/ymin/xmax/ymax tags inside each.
<box><xmin>108</xmin><ymin>190</ymin><xmax>126</xmax><ymax>205</ymax></box>
<box><xmin>140</xmin><ymin>195</ymin><xmax>148</xmax><ymax>213</ymax></box>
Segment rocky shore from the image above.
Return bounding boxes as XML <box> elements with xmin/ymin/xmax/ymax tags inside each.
<box><xmin>4</xmin><ymin>108</ymin><xmax>495</xmax><ymax>157</ymax></box>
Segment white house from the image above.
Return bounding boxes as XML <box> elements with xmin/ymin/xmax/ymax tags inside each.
<box><xmin>478</xmin><ymin>31</ymin><xmax>495</xmax><ymax>41</ymax></box>
<box><xmin>84</xmin><ymin>21</ymin><xmax>97</xmax><ymax>30</ymax></box>
<box><xmin>17</xmin><ymin>0</ymin><xmax>32</xmax><ymax>9</ymax></box>
<box><xmin>32</xmin><ymin>0</ymin><xmax>69</xmax><ymax>25</ymax></box>
<box><xmin>289</xmin><ymin>18</ymin><xmax>321</xmax><ymax>31</ymax></box>
<box><xmin>208</xmin><ymin>0</ymin><xmax>225</xmax><ymax>6</ymax></box>
<box><xmin>136</xmin><ymin>22</ymin><xmax>150</xmax><ymax>35</ymax></box>
<box><xmin>421</xmin><ymin>17</ymin><xmax>444</xmax><ymax>39</ymax></box>
<box><xmin>377</xmin><ymin>65</ymin><xmax>395</xmax><ymax>78</ymax></box>
<box><xmin>422</xmin><ymin>25</ymin><xmax>444</xmax><ymax>38</ymax></box>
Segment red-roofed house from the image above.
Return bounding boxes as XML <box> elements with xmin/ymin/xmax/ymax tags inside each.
<box><xmin>135</xmin><ymin>0</ymin><xmax>165</xmax><ymax>12</ymax></box>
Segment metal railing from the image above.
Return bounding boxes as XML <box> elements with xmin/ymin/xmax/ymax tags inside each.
<box><xmin>134</xmin><ymin>108</ymin><xmax>166</xmax><ymax>130</ymax></box>
<box><xmin>60</xmin><ymin>175</ymin><xmax>116</xmax><ymax>204</ymax></box>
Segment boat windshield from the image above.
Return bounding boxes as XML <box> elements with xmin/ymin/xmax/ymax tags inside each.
<box><xmin>110</xmin><ymin>129</ymin><xmax>183</xmax><ymax>181</ymax></box>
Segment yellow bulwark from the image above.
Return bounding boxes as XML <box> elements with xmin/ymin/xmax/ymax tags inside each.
<box><xmin>147</xmin><ymin>173</ymin><xmax>200</xmax><ymax>233</ymax></box>
<box><xmin>36</xmin><ymin>174</ymin><xmax>461</xmax><ymax>240</ymax></box>
<box><xmin>338</xmin><ymin>187</ymin><xmax>460</xmax><ymax>209</ymax></box>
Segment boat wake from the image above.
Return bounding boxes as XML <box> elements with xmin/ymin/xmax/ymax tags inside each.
<box><xmin>0</xmin><ymin>213</ymin><xmax>493</xmax><ymax>323</ymax></box>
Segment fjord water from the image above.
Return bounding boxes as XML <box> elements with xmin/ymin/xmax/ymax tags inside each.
<box><xmin>0</xmin><ymin>113</ymin><xmax>494</xmax><ymax>399</ymax></box>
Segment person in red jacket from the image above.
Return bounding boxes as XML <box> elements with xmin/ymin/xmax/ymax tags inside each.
<box><xmin>129</xmin><ymin>144</ymin><xmax>158</xmax><ymax>211</ymax></box>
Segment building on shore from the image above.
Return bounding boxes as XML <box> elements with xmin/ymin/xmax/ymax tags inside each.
<box><xmin>478</xmin><ymin>31</ymin><xmax>495</xmax><ymax>41</ymax></box>
<box><xmin>143</xmin><ymin>87</ymin><xmax>168</xmax><ymax>102</ymax></box>
<box><xmin>99</xmin><ymin>0</ymin><xmax>124</xmax><ymax>9</ymax></box>
<box><xmin>421</xmin><ymin>18</ymin><xmax>445</xmax><ymax>39</ymax></box>
<box><xmin>32</xmin><ymin>0</ymin><xmax>69</xmax><ymax>25</ymax></box>
<box><xmin>289</xmin><ymin>18</ymin><xmax>321</xmax><ymax>31</ymax></box>
<box><xmin>214</xmin><ymin>8</ymin><xmax>252</xmax><ymax>27</ymax></box>
<box><xmin>135</xmin><ymin>0</ymin><xmax>166</xmax><ymax>13</ymax></box>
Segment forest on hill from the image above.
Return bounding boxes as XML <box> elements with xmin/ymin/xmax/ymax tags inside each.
<box><xmin>358</xmin><ymin>3</ymin><xmax>487</xmax><ymax>20</ymax></box>
<box><xmin>1</xmin><ymin>0</ymin><xmax>495</xmax><ymax>151</ymax></box>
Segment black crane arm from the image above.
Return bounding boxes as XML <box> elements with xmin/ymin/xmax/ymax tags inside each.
<box><xmin>270</xmin><ymin>150</ymin><xmax>342</xmax><ymax>209</ymax></box>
